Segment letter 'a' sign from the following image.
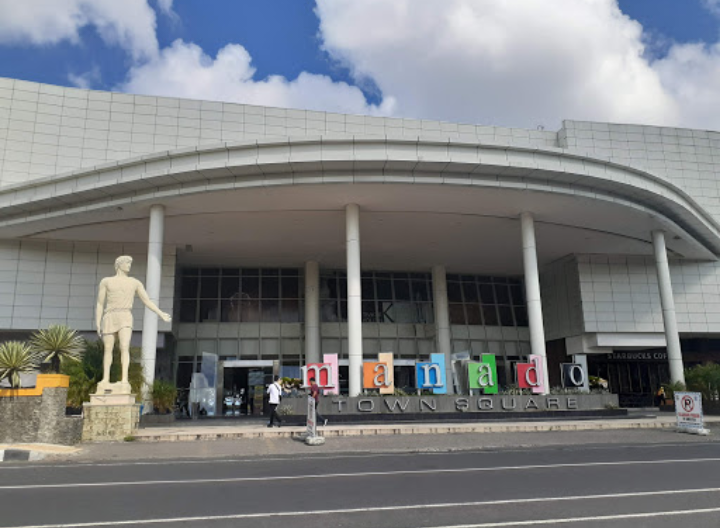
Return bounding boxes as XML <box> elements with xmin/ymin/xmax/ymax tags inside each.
<box><xmin>517</xmin><ymin>354</ymin><xmax>545</xmax><ymax>394</ymax></box>
<box><xmin>363</xmin><ymin>352</ymin><xmax>395</xmax><ymax>394</ymax></box>
<box><xmin>468</xmin><ymin>354</ymin><xmax>498</xmax><ymax>394</ymax></box>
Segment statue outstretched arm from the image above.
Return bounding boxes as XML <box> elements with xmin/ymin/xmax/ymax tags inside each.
<box><xmin>96</xmin><ymin>279</ymin><xmax>108</xmax><ymax>337</ymax></box>
<box><xmin>137</xmin><ymin>282</ymin><xmax>172</xmax><ymax>322</ymax></box>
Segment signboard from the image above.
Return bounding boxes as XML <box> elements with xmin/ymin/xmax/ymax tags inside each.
<box><xmin>306</xmin><ymin>395</ymin><xmax>317</xmax><ymax>438</ymax></box>
<box><xmin>674</xmin><ymin>391</ymin><xmax>705</xmax><ymax>433</ymax></box>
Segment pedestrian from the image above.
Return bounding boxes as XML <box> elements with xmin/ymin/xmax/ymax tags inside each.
<box><xmin>267</xmin><ymin>375</ymin><xmax>283</xmax><ymax>428</ymax></box>
<box><xmin>654</xmin><ymin>386</ymin><xmax>666</xmax><ymax>406</ymax></box>
<box><xmin>309</xmin><ymin>376</ymin><xmax>328</xmax><ymax>427</ymax></box>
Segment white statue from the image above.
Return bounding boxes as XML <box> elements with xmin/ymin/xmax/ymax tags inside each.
<box><xmin>95</xmin><ymin>256</ymin><xmax>171</xmax><ymax>394</ymax></box>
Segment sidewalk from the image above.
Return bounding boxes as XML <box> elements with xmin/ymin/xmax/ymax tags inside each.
<box><xmin>133</xmin><ymin>413</ymin><xmax>720</xmax><ymax>442</ymax></box>
<box><xmin>2</xmin><ymin>414</ymin><xmax>718</xmax><ymax>464</ymax></box>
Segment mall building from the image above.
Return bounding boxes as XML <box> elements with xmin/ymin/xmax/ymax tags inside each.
<box><xmin>1</xmin><ymin>77</ymin><xmax>719</xmax><ymax>407</ymax></box>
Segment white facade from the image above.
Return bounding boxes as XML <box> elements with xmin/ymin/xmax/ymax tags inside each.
<box><xmin>1</xmin><ymin>77</ymin><xmax>720</xmax><ymax>398</ymax></box>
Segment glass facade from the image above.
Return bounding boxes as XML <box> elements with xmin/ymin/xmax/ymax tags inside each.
<box><xmin>179</xmin><ymin>268</ymin><xmax>302</xmax><ymax>323</ymax></box>
<box><xmin>320</xmin><ymin>271</ymin><xmax>434</xmax><ymax>324</ymax></box>
<box><xmin>445</xmin><ymin>274</ymin><xmax>527</xmax><ymax>327</ymax></box>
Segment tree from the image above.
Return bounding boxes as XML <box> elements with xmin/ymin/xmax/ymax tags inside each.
<box><xmin>29</xmin><ymin>325</ymin><xmax>84</xmax><ymax>374</ymax></box>
<box><xmin>0</xmin><ymin>341</ymin><xmax>41</xmax><ymax>389</ymax></box>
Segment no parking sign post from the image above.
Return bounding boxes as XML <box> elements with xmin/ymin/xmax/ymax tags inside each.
<box><xmin>674</xmin><ymin>391</ymin><xmax>710</xmax><ymax>436</ymax></box>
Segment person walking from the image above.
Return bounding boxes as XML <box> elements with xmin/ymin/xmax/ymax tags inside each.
<box><xmin>267</xmin><ymin>375</ymin><xmax>283</xmax><ymax>428</ymax></box>
<box><xmin>309</xmin><ymin>376</ymin><xmax>328</xmax><ymax>427</ymax></box>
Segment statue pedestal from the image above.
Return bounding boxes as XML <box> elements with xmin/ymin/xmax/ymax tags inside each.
<box><xmin>82</xmin><ymin>385</ymin><xmax>140</xmax><ymax>442</ymax></box>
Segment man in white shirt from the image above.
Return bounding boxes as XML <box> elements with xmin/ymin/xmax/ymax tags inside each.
<box><xmin>267</xmin><ymin>375</ymin><xmax>283</xmax><ymax>428</ymax></box>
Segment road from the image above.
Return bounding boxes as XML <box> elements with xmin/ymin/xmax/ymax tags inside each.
<box><xmin>1</xmin><ymin>442</ymin><xmax>720</xmax><ymax>528</ymax></box>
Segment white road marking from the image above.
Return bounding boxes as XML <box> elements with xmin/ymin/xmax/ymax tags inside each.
<box><xmin>422</xmin><ymin>507</ymin><xmax>720</xmax><ymax>527</ymax></box>
<box><xmin>2</xmin><ymin>457</ymin><xmax>720</xmax><ymax>490</ymax></box>
<box><xmin>3</xmin><ymin>488</ymin><xmax>720</xmax><ymax>528</ymax></box>
<box><xmin>1</xmin><ymin>440</ymin><xmax>715</xmax><ymax>470</ymax></box>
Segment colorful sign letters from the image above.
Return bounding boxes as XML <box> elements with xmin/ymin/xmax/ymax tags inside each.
<box><xmin>416</xmin><ymin>353</ymin><xmax>447</xmax><ymax>394</ymax></box>
<box><xmin>301</xmin><ymin>353</ymin><xmax>339</xmax><ymax>395</ymax></box>
<box><xmin>517</xmin><ymin>354</ymin><xmax>545</xmax><ymax>394</ymax></box>
<box><xmin>468</xmin><ymin>354</ymin><xmax>498</xmax><ymax>394</ymax></box>
<box><xmin>363</xmin><ymin>352</ymin><xmax>395</xmax><ymax>394</ymax></box>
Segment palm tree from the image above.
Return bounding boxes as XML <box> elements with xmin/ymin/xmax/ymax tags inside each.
<box><xmin>0</xmin><ymin>341</ymin><xmax>41</xmax><ymax>389</ymax></box>
<box><xmin>29</xmin><ymin>325</ymin><xmax>84</xmax><ymax>374</ymax></box>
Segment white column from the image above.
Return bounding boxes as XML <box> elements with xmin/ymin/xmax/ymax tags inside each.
<box><xmin>346</xmin><ymin>204</ymin><xmax>363</xmax><ymax>396</ymax></box>
<box><xmin>141</xmin><ymin>204</ymin><xmax>165</xmax><ymax>407</ymax></box>
<box><xmin>432</xmin><ymin>265</ymin><xmax>454</xmax><ymax>394</ymax></box>
<box><xmin>520</xmin><ymin>212</ymin><xmax>550</xmax><ymax>393</ymax></box>
<box><xmin>304</xmin><ymin>261</ymin><xmax>321</xmax><ymax>365</ymax></box>
<box><xmin>652</xmin><ymin>230</ymin><xmax>686</xmax><ymax>386</ymax></box>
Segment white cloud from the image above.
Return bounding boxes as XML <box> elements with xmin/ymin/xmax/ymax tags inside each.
<box><xmin>155</xmin><ymin>0</ymin><xmax>179</xmax><ymax>23</ymax></box>
<box><xmin>0</xmin><ymin>0</ymin><xmax>159</xmax><ymax>60</ymax></box>
<box><xmin>315</xmin><ymin>0</ymin><xmax>684</xmax><ymax>129</ymax></box>
<box><xmin>68</xmin><ymin>66</ymin><xmax>102</xmax><ymax>89</ymax></box>
<box><xmin>119</xmin><ymin>39</ymin><xmax>394</xmax><ymax>115</ymax></box>
<box><xmin>702</xmin><ymin>0</ymin><xmax>720</xmax><ymax>17</ymax></box>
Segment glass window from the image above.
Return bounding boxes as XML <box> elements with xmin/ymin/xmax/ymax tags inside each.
<box><xmin>483</xmin><ymin>305</ymin><xmax>499</xmax><ymax>326</ymax></box>
<box><xmin>495</xmin><ymin>284</ymin><xmax>511</xmax><ymax>305</ymax></box>
<box><xmin>220</xmin><ymin>276</ymin><xmax>240</xmax><ymax>298</ymax></box>
<box><xmin>179</xmin><ymin>300</ymin><xmax>197</xmax><ymax>323</ymax></box>
<box><xmin>261</xmin><ymin>300</ymin><xmax>280</xmax><ymax>322</ymax></box>
<box><xmin>449</xmin><ymin>303</ymin><xmax>466</xmax><ymax>324</ymax></box>
<box><xmin>479</xmin><ymin>284</ymin><xmax>495</xmax><ymax>304</ymax></box>
<box><xmin>394</xmin><ymin>279</ymin><xmax>411</xmax><ymax>301</ymax></box>
<box><xmin>262</xmin><ymin>277</ymin><xmax>279</xmax><ymax>298</ymax></box>
<box><xmin>242</xmin><ymin>276</ymin><xmax>260</xmax><ymax>299</ymax></box>
<box><xmin>281</xmin><ymin>277</ymin><xmax>299</xmax><ymax>298</ymax></box>
<box><xmin>181</xmin><ymin>276</ymin><xmax>198</xmax><ymax>298</ymax></box>
<box><xmin>376</xmin><ymin>279</ymin><xmax>392</xmax><ymax>300</ymax></box>
<box><xmin>466</xmin><ymin>304</ymin><xmax>482</xmax><ymax>325</ymax></box>
<box><xmin>463</xmin><ymin>282</ymin><xmax>478</xmax><ymax>302</ymax></box>
<box><xmin>498</xmin><ymin>306</ymin><xmax>514</xmax><ymax>326</ymax></box>
<box><xmin>199</xmin><ymin>276</ymin><xmax>219</xmax><ymax>298</ymax></box>
<box><xmin>199</xmin><ymin>300</ymin><xmax>219</xmax><ymax>322</ymax></box>
<box><xmin>281</xmin><ymin>300</ymin><xmax>300</xmax><ymax>323</ymax></box>
<box><xmin>447</xmin><ymin>281</ymin><xmax>462</xmax><ymax>302</ymax></box>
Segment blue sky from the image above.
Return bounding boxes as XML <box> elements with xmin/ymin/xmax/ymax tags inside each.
<box><xmin>0</xmin><ymin>0</ymin><xmax>719</xmax><ymax>129</ymax></box>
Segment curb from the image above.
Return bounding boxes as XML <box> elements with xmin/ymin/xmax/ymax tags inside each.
<box><xmin>133</xmin><ymin>419</ymin><xmax>680</xmax><ymax>443</ymax></box>
<box><xmin>0</xmin><ymin>444</ymin><xmax>81</xmax><ymax>462</ymax></box>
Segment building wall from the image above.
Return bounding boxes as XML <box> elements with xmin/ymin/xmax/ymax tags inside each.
<box><xmin>0</xmin><ymin>77</ymin><xmax>558</xmax><ymax>189</ymax></box>
<box><xmin>562</xmin><ymin>120</ymin><xmax>720</xmax><ymax>221</ymax></box>
<box><xmin>541</xmin><ymin>256</ymin><xmax>584</xmax><ymax>341</ymax></box>
<box><xmin>542</xmin><ymin>254</ymin><xmax>720</xmax><ymax>339</ymax></box>
<box><xmin>0</xmin><ymin>239</ymin><xmax>175</xmax><ymax>331</ymax></box>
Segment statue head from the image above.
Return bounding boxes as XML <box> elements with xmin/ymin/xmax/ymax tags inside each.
<box><xmin>114</xmin><ymin>255</ymin><xmax>133</xmax><ymax>273</ymax></box>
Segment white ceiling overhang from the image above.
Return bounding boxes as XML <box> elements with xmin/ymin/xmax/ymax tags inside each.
<box><xmin>0</xmin><ymin>136</ymin><xmax>718</xmax><ymax>271</ymax></box>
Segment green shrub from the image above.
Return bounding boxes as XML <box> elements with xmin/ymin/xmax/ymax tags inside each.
<box><xmin>151</xmin><ymin>379</ymin><xmax>177</xmax><ymax>414</ymax></box>
<box><xmin>685</xmin><ymin>363</ymin><xmax>720</xmax><ymax>402</ymax></box>
<box><xmin>0</xmin><ymin>341</ymin><xmax>41</xmax><ymax>389</ymax></box>
<box><xmin>29</xmin><ymin>325</ymin><xmax>84</xmax><ymax>374</ymax></box>
<box><xmin>61</xmin><ymin>340</ymin><xmax>145</xmax><ymax>405</ymax></box>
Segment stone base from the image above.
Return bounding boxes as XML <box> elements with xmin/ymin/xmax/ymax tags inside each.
<box><xmin>304</xmin><ymin>435</ymin><xmax>326</xmax><ymax>446</ymax></box>
<box><xmin>89</xmin><ymin>393</ymin><xmax>136</xmax><ymax>406</ymax></box>
<box><xmin>95</xmin><ymin>381</ymin><xmax>132</xmax><ymax>396</ymax></box>
<box><xmin>82</xmin><ymin>402</ymin><xmax>140</xmax><ymax>442</ymax></box>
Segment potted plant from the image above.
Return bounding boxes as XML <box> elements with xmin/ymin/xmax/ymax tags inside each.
<box><xmin>0</xmin><ymin>341</ymin><xmax>41</xmax><ymax>389</ymax></box>
<box><xmin>151</xmin><ymin>379</ymin><xmax>178</xmax><ymax>415</ymax></box>
<box><xmin>29</xmin><ymin>325</ymin><xmax>84</xmax><ymax>374</ymax></box>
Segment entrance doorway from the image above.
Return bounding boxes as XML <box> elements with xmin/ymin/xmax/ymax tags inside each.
<box><xmin>220</xmin><ymin>361</ymin><xmax>273</xmax><ymax>417</ymax></box>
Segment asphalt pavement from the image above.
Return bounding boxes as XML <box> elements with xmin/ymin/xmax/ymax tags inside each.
<box><xmin>1</xmin><ymin>437</ymin><xmax>720</xmax><ymax>528</ymax></box>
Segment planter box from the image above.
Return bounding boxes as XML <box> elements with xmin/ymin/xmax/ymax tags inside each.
<box><xmin>140</xmin><ymin>413</ymin><xmax>176</xmax><ymax>425</ymax></box>
<box><xmin>279</xmin><ymin>393</ymin><xmax>618</xmax><ymax>416</ymax></box>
